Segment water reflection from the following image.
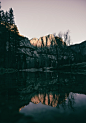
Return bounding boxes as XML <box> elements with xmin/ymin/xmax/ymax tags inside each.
<box><xmin>0</xmin><ymin>71</ymin><xmax>86</xmax><ymax>123</ymax></box>
<box><xmin>30</xmin><ymin>93</ymin><xmax>69</xmax><ymax>107</ymax></box>
<box><xmin>19</xmin><ymin>92</ymin><xmax>86</xmax><ymax>123</ymax></box>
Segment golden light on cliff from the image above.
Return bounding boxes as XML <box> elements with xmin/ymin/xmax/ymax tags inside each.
<box><xmin>30</xmin><ymin>34</ymin><xmax>64</xmax><ymax>48</ymax></box>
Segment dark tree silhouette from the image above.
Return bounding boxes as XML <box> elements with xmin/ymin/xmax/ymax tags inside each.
<box><xmin>1</xmin><ymin>10</ymin><xmax>5</xmax><ymax>22</ymax></box>
<box><xmin>0</xmin><ymin>2</ymin><xmax>2</xmax><ymax>24</ymax></box>
<box><xmin>9</xmin><ymin>8</ymin><xmax>15</xmax><ymax>25</ymax></box>
<box><xmin>5</xmin><ymin>11</ymin><xmax>9</xmax><ymax>24</ymax></box>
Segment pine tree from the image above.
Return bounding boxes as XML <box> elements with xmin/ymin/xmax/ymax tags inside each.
<box><xmin>7</xmin><ymin>8</ymin><xmax>15</xmax><ymax>67</ymax></box>
<box><xmin>8</xmin><ymin>8</ymin><xmax>19</xmax><ymax>68</ymax></box>
<box><xmin>1</xmin><ymin>10</ymin><xmax>5</xmax><ymax>22</ymax></box>
<box><xmin>46</xmin><ymin>37</ymin><xmax>47</xmax><ymax>47</ymax></box>
<box><xmin>9</xmin><ymin>8</ymin><xmax>15</xmax><ymax>25</ymax></box>
<box><xmin>0</xmin><ymin>2</ymin><xmax>2</xmax><ymax>24</ymax></box>
<box><xmin>5</xmin><ymin>11</ymin><xmax>9</xmax><ymax>25</ymax></box>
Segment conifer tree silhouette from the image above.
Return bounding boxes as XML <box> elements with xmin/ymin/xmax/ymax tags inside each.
<box><xmin>0</xmin><ymin>2</ymin><xmax>2</xmax><ymax>25</ymax></box>
<box><xmin>9</xmin><ymin>8</ymin><xmax>15</xmax><ymax>25</ymax></box>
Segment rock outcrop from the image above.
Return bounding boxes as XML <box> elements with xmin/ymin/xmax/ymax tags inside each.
<box><xmin>30</xmin><ymin>34</ymin><xmax>65</xmax><ymax>47</ymax></box>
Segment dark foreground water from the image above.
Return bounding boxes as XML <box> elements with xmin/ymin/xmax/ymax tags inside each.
<box><xmin>0</xmin><ymin>71</ymin><xmax>86</xmax><ymax>123</ymax></box>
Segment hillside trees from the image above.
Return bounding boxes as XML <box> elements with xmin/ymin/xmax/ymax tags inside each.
<box><xmin>64</xmin><ymin>30</ymin><xmax>70</xmax><ymax>46</ymax></box>
<box><xmin>0</xmin><ymin>4</ymin><xmax>21</xmax><ymax>68</ymax></box>
<box><xmin>57</xmin><ymin>30</ymin><xmax>71</xmax><ymax>65</ymax></box>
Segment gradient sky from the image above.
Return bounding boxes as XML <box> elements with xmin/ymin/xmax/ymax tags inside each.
<box><xmin>1</xmin><ymin>0</ymin><xmax>86</xmax><ymax>44</ymax></box>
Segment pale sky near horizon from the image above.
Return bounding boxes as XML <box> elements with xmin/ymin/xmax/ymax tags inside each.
<box><xmin>1</xmin><ymin>0</ymin><xmax>86</xmax><ymax>44</ymax></box>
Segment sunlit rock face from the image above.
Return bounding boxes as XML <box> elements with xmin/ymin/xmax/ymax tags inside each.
<box><xmin>30</xmin><ymin>38</ymin><xmax>38</xmax><ymax>46</ymax></box>
<box><xmin>30</xmin><ymin>34</ymin><xmax>64</xmax><ymax>47</ymax></box>
<box><xmin>31</xmin><ymin>93</ymin><xmax>68</xmax><ymax>107</ymax></box>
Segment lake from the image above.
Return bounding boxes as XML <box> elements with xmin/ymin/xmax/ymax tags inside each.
<box><xmin>0</xmin><ymin>71</ymin><xmax>86</xmax><ymax>123</ymax></box>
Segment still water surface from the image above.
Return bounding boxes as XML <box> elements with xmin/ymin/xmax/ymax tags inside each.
<box><xmin>0</xmin><ymin>71</ymin><xmax>86</xmax><ymax>123</ymax></box>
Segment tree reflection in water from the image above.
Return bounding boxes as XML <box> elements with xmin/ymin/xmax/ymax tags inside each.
<box><xmin>0</xmin><ymin>71</ymin><xmax>86</xmax><ymax>123</ymax></box>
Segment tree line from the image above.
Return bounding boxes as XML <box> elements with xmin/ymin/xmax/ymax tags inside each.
<box><xmin>0</xmin><ymin>2</ymin><xmax>85</xmax><ymax>70</ymax></box>
<box><xmin>0</xmin><ymin>4</ymin><xmax>21</xmax><ymax>69</ymax></box>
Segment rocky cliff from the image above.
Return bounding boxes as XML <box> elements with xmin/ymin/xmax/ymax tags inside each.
<box><xmin>30</xmin><ymin>34</ymin><xmax>65</xmax><ymax>47</ymax></box>
<box><xmin>0</xmin><ymin>20</ymin><xmax>86</xmax><ymax>69</ymax></box>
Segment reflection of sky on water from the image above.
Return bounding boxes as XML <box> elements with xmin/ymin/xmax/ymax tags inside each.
<box><xmin>0</xmin><ymin>72</ymin><xmax>86</xmax><ymax>123</ymax></box>
<box><xmin>19</xmin><ymin>92</ymin><xmax>86</xmax><ymax>123</ymax></box>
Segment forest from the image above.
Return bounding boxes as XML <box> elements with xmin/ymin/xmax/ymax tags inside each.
<box><xmin>0</xmin><ymin>6</ymin><xmax>86</xmax><ymax>71</ymax></box>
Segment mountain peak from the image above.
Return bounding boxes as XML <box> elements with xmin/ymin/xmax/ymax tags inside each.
<box><xmin>30</xmin><ymin>34</ymin><xmax>65</xmax><ymax>47</ymax></box>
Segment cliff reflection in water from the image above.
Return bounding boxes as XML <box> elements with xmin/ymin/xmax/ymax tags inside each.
<box><xmin>31</xmin><ymin>93</ymin><xmax>69</xmax><ymax>107</ymax></box>
<box><xmin>0</xmin><ymin>71</ymin><xmax>86</xmax><ymax>123</ymax></box>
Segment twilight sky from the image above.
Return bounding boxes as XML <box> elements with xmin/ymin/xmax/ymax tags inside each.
<box><xmin>1</xmin><ymin>0</ymin><xmax>86</xmax><ymax>44</ymax></box>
